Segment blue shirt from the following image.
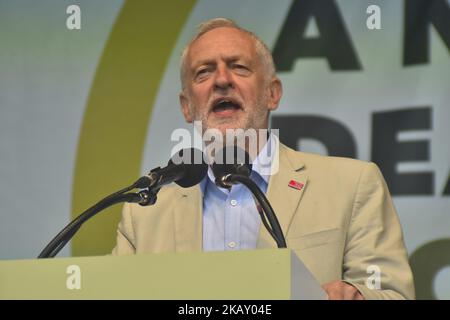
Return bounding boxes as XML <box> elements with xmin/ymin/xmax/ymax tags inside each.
<box><xmin>200</xmin><ymin>134</ymin><xmax>277</xmax><ymax>251</ymax></box>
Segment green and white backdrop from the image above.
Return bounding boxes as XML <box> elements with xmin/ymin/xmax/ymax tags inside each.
<box><xmin>0</xmin><ymin>0</ymin><xmax>449</xmax><ymax>299</ymax></box>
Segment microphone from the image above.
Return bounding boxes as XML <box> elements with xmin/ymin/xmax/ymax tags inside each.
<box><xmin>137</xmin><ymin>148</ymin><xmax>208</xmax><ymax>190</ymax></box>
<box><xmin>211</xmin><ymin>145</ymin><xmax>252</xmax><ymax>188</ymax></box>
<box><xmin>211</xmin><ymin>146</ymin><xmax>287</xmax><ymax>248</ymax></box>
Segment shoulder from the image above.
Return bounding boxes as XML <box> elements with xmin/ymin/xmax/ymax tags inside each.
<box><xmin>280</xmin><ymin>143</ymin><xmax>370</xmax><ymax>169</ymax></box>
<box><xmin>279</xmin><ymin>143</ymin><xmax>383</xmax><ymax>184</ymax></box>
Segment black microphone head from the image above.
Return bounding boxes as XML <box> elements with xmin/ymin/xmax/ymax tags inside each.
<box><xmin>212</xmin><ymin>146</ymin><xmax>252</xmax><ymax>188</ymax></box>
<box><xmin>169</xmin><ymin>148</ymin><xmax>207</xmax><ymax>188</ymax></box>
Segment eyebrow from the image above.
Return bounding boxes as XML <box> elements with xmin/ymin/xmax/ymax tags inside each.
<box><xmin>191</xmin><ymin>59</ymin><xmax>215</xmax><ymax>70</ymax></box>
<box><xmin>191</xmin><ymin>55</ymin><xmax>250</xmax><ymax>71</ymax></box>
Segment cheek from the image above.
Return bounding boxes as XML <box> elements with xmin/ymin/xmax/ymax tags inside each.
<box><xmin>242</xmin><ymin>79</ymin><xmax>266</xmax><ymax>104</ymax></box>
<box><xmin>190</xmin><ymin>86</ymin><xmax>210</xmax><ymax>107</ymax></box>
<box><xmin>239</xmin><ymin>83</ymin><xmax>256</xmax><ymax>102</ymax></box>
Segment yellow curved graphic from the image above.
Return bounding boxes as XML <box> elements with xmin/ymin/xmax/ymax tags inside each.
<box><xmin>72</xmin><ymin>0</ymin><xmax>196</xmax><ymax>256</ymax></box>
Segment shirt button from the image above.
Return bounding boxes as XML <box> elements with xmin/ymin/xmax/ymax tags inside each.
<box><xmin>230</xmin><ymin>199</ymin><xmax>237</xmax><ymax>206</ymax></box>
<box><xmin>228</xmin><ymin>241</ymin><xmax>236</xmax><ymax>248</ymax></box>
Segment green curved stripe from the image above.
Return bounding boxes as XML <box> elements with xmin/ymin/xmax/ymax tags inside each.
<box><xmin>72</xmin><ymin>0</ymin><xmax>196</xmax><ymax>256</ymax></box>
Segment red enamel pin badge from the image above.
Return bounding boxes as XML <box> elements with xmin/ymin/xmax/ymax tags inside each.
<box><xmin>288</xmin><ymin>180</ymin><xmax>304</xmax><ymax>191</ymax></box>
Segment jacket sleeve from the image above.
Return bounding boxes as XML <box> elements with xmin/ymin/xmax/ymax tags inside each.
<box><xmin>342</xmin><ymin>162</ymin><xmax>415</xmax><ymax>299</ymax></box>
<box><xmin>111</xmin><ymin>202</ymin><xmax>136</xmax><ymax>255</ymax></box>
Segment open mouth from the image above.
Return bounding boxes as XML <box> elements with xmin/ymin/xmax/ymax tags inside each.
<box><xmin>211</xmin><ymin>98</ymin><xmax>242</xmax><ymax>114</ymax></box>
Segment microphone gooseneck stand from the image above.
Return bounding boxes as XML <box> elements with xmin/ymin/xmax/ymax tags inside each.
<box><xmin>219</xmin><ymin>173</ymin><xmax>287</xmax><ymax>248</ymax></box>
<box><xmin>38</xmin><ymin>178</ymin><xmax>157</xmax><ymax>259</ymax></box>
<box><xmin>38</xmin><ymin>147</ymin><xmax>208</xmax><ymax>259</ymax></box>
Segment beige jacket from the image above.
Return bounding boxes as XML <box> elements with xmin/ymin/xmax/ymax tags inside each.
<box><xmin>112</xmin><ymin>143</ymin><xmax>415</xmax><ymax>299</ymax></box>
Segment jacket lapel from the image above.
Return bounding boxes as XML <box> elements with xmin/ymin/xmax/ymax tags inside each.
<box><xmin>257</xmin><ymin>143</ymin><xmax>308</xmax><ymax>249</ymax></box>
<box><xmin>171</xmin><ymin>143</ymin><xmax>308</xmax><ymax>251</ymax></box>
<box><xmin>173</xmin><ymin>185</ymin><xmax>203</xmax><ymax>252</ymax></box>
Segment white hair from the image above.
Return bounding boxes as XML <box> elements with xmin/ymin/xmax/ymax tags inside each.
<box><xmin>180</xmin><ymin>17</ymin><xmax>276</xmax><ymax>89</ymax></box>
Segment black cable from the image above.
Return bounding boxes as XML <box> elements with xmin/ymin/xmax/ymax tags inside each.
<box><xmin>38</xmin><ymin>192</ymin><xmax>142</xmax><ymax>259</ymax></box>
<box><xmin>253</xmin><ymin>197</ymin><xmax>278</xmax><ymax>243</ymax></box>
<box><xmin>46</xmin><ymin>224</ymin><xmax>81</xmax><ymax>258</ymax></box>
<box><xmin>227</xmin><ymin>174</ymin><xmax>287</xmax><ymax>248</ymax></box>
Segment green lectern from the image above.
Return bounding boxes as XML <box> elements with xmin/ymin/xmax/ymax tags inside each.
<box><xmin>0</xmin><ymin>249</ymin><xmax>326</xmax><ymax>299</ymax></box>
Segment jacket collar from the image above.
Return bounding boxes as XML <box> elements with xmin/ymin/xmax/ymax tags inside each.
<box><xmin>257</xmin><ymin>143</ymin><xmax>308</xmax><ymax>248</ymax></box>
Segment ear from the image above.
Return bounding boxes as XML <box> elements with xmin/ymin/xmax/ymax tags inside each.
<box><xmin>179</xmin><ymin>91</ymin><xmax>193</xmax><ymax>123</ymax></box>
<box><xmin>267</xmin><ymin>77</ymin><xmax>283</xmax><ymax>111</ymax></box>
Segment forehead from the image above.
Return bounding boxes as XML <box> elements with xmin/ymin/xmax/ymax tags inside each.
<box><xmin>187</xmin><ymin>27</ymin><xmax>257</xmax><ymax>67</ymax></box>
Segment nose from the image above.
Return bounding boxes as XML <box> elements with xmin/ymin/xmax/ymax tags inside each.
<box><xmin>214</xmin><ymin>63</ymin><xmax>233</xmax><ymax>91</ymax></box>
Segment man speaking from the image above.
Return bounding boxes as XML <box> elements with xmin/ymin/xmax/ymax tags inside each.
<box><xmin>112</xmin><ymin>18</ymin><xmax>415</xmax><ymax>300</ymax></box>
